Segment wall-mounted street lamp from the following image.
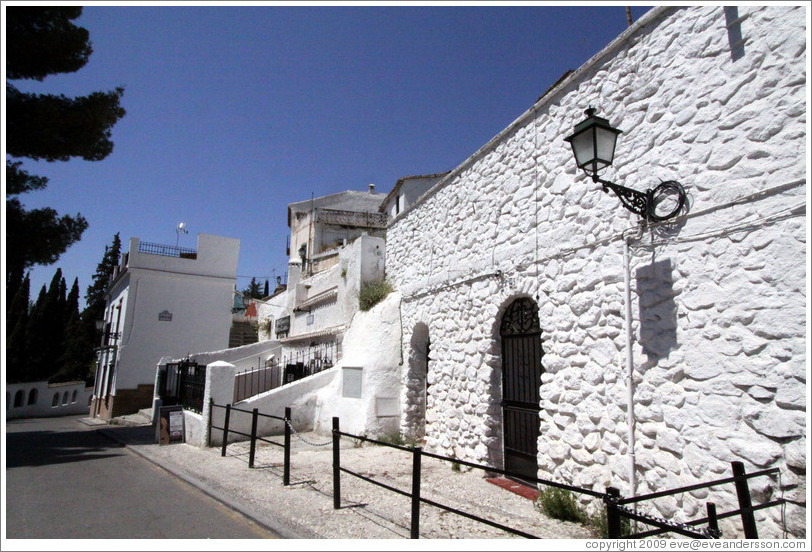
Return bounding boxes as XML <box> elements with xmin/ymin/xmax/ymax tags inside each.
<box><xmin>564</xmin><ymin>107</ymin><xmax>687</xmax><ymax>222</ymax></box>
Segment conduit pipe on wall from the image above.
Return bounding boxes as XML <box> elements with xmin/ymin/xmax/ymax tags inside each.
<box><xmin>622</xmin><ymin>231</ymin><xmax>638</xmax><ymax>499</ymax></box>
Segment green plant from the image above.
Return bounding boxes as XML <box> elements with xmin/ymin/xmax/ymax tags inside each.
<box><xmin>535</xmin><ymin>487</ymin><xmax>588</xmax><ymax>524</ymax></box>
<box><xmin>358</xmin><ymin>279</ymin><xmax>393</xmax><ymax>311</ymax></box>
<box><xmin>585</xmin><ymin>508</ymin><xmax>631</xmax><ymax>538</ymax></box>
<box><xmin>377</xmin><ymin>432</ymin><xmax>419</xmax><ymax>448</ymax></box>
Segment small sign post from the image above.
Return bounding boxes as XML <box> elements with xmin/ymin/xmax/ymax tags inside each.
<box><xmin>159</xmin><ymin>405</ymin><xmax>185</xmax><ymax>445</ymax></box>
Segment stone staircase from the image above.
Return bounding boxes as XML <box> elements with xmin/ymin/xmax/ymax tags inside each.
<box><xmin>111</xmin><ymin>407</ymin><xmax>154</xmax><ymax>427</ymax></box>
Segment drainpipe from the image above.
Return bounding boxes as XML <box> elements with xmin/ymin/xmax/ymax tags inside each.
<box><xmin>622</xmin><ymin>233</ymin><xmax>637</xmax><ymax>499</ymax></box>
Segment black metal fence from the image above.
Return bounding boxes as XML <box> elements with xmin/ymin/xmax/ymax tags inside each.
<box><xmin>331</xmin><ymin>417</ymin><xmax>786</xmax><ymax>540</ymax></box>
<box><xmin>331</xmin><ymin>417</ymin><xmax>607</xmax><ymax>539</ymax></box>
<box><xmin>282</xmin><ymin>341</ymin><xmax>336</xmax><ymax>384</ymax></box>
<box><xmin>158</xmin><ymin>360</ymin><xmax>206</xmax><ymax>413</ymax></box>
<box><xmin>606</xmin><ymin>461</ymin><xmax>786</xmax><ymax>539</ymax></box>
<box><xmin>137</xmin><ymin>241</ymin><xmax>198</xmax><ymax>258</ymax></box>
<box><xmin>200</xmin><ymin>404</ymin><xmax>787</xmax><ymax>540</ymax></box>
<box><xmin>208</xmin><ymin>400</ymin><xmax>291</xmax><ymax>486</ymax></box>
<box><xmin>234</xmin><ymin>365</ymin><xmax>283</xmax><ymax>402</ymax></box>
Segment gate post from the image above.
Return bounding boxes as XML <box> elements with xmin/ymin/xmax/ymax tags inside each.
<box><xmin>206</xmin><ymin>398</ymin><xmax>214</xmax><ymax>447</ymax></box>
<box><xmin>283</xmin><ymin>406</ymin><xmax>291</xmax><ymax>486</ymax></box>
<box><xmin>731</xmin><ymin>461</ymin><xmax>758</xmax><ymax>538</ymax></box>
<box><xmin>332</xmin><ymin>417</ymin><xmax>341</xmax><ymax>509</ymax></box>
<box><xmin>249</xmin><ymin>408</ymin><xmax>259</xmax><ymax>468</ymax></box>
<box><xmin>221</xmin><ymin>403</ymin><xmax>231</xmax><ymax>457</ymax></box>
<box><xmin>605</xmin><ymin>487</ymin><xmax>622</xmax><ymax>539</ymax></box>
<box><xmin>410</xmin><ymin>446</ymin><xmax>422</xmax><ymax>539</ymax></box>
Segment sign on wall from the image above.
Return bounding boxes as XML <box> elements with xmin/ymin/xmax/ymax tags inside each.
<box><xmin>158</xmin><ymin>405</ymin><xmax>185</xmax><ymax>445</ymax></box>
<box><xmin>342</xmin><ymin>367</ymin><xmax>363</xmax><ymax>398</ymax></box>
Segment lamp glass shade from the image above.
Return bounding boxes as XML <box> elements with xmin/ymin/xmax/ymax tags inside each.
<box><xmin>565</xmin><ymin>109</ymin><xmax>622</xmax><ymax>178</ymax></box>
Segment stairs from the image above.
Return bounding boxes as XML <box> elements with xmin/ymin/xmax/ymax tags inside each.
<box><xmin>111</xmin><ymin>407</ymin><xmax>154</xmax><ymax>427</ymax></box>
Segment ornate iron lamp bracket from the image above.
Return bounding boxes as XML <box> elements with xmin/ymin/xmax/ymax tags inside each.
<box><xmin>596</xmin><ymin>177</ymin><xmax>650</xmax><ymax>218</ymax></box>
<box><xmin>595</xmin><ymin>176</ymin><xmax>686</xmax><ymax>222</ymax></box>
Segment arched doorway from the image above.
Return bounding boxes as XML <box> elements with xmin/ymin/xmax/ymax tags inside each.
<box><xmin>405</xmin><ymin>323</ymin><xmax>430</xmax><ymax>440</ymax></box>
<box><xmin>500</xmin><ymin>297</ymin><xmax>544</xmax><ymax>482</ymax></box>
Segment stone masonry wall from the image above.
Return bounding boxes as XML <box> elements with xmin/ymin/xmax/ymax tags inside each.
<box><xmin>387</xmin><ymin>6</ymin><xmax>806</xmax><ymax>538</ymax></box>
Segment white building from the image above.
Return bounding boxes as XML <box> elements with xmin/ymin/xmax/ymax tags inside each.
<box><xmin>91</xmin><ymin>233</ymin><xmax>239</xmax><ymax>420</ymax></box>
<box><xmin>380</xmin><ymin>173</ymin><xmax>449</xmax><ymax>222</ymax></box>
<box><xmin>260</xmin><ymin>186</ymin><xmax>389</xmax><ymax>370</ymax></box>
<box><xmin>174</xmin><ymin>188</ymin><xmax>398</xmax><ymax>444</ymax></box>
<box><xmin>386</xmin><ymin>5</ymin><xmax>806</xmax><ymax>538</ymax></box>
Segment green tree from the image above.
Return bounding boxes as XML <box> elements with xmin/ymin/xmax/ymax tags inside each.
<box><xmin>5</xmin><ymin>6</ymin><xmax>125</xmax><ymax>294</ymax></box>
<box><xmin>83</xmin><ymin>233</ymin><xmax>122</xmax><ymax>329</ymax></box>
<box><xmin>24</xmin><ymin>284</ymin><xmax>50</xmax><ymax>382</ymax></box>
<box><xmin>27</xmin><ymin>269</ymin><xmax>69</xmax><ymax>381</ymax></box>
<box><xmin>243</xmin><ymin>277</ymin><xmax>263</xmax><ymax>300</ymax></box>
<box><xmin>53</xmin><ymin>278</ymin><xmax>89</xmax><ymax>383</ymax></box>
<box><xmin>6</xmin><ymin>274</ymin><xmax>31</xmax><ymax>383</ymax></box>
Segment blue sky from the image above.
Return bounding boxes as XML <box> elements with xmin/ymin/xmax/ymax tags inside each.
<box><xmin>8</xmin><ymin>2</ymin><xmax>651</xmax><ymax>307</ymax></box>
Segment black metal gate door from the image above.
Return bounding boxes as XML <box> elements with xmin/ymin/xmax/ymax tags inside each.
<box><xmin>500</xmin><ymin>297</ymin><xmax>544</xmax><ymax>482</ymax></box>
<box><xmin>158</xmin><ymin>360</ymin><xmax>206</xmax><ymax>413</ymax></box>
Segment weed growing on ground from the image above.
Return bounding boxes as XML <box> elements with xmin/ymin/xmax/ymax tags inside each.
<box><xmin>535</xmin><ymin>487</ymin><xmax>588</xmax><ymax>523</ymax></box>
<box><xmin>535</xmin><ymin>487</ymin><xmax>631</xmax><ymax>537</ymax></box>
<box><xmin>377</xmin><ymin>432</ymin><xmax>419</xmax><ymax>448</ymax></box>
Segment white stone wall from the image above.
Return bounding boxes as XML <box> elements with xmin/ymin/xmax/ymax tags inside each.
<box><xmin>387</xmin><ymin>6</ymin><xmax>806</xmax><ymax>538</ymax></box>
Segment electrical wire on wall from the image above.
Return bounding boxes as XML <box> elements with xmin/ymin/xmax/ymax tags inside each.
<box><xmin>533</xmin><ymin>106</ymin><xmax>541</xmax><ymax>302</ymax></box>
<box><xmin>401</xmin><ymin>179</ymin><xmax>806</xmax><ymax>303</ymax></box>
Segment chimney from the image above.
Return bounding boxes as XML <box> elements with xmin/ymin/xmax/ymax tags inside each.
<box><xmin>368</xmin><ymin>183</ymin><xmax>375</xmax><ymax>193</ymax></box>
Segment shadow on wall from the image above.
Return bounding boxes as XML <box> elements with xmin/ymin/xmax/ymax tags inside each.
<box><xmin>724</xmin><ymin>6</ymin><xmax>746</xmax><ymax>62</ymax></box>
<box><xmin>637</xmin><ymin>258</ymin><xmax>678</xmax><ymax>361</ymax></box>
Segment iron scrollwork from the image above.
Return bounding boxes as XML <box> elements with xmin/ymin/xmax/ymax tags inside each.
<box><xmin>500</xmin><ymin>297</ymin><xmax>541</xmax><ymax>336</ymax></box>
<box><xmin>597</xmin><ymin>178</ymin><xmax>687</xmax><ymax>222</ymax></box>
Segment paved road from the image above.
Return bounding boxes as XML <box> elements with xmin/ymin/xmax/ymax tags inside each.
<box><xmin>5</xmin><ymin>415</ymin><xmax>278</xmax><ymax>539</ymax></box>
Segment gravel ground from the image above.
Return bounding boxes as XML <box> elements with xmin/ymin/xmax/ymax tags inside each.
<box><xmin>101</xmin><ymin>422</ymin><xmax>594</xmax><ymax>540</ymax></box>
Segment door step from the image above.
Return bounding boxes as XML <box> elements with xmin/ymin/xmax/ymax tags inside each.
<box><xmin>486</xmin><ymin>477</ymin><xmax>539</xmax><ymax>501</ymax></box>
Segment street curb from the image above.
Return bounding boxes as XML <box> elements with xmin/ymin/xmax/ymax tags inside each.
<box><xmin>97</xmin><ymin>426</ymin><xmax>318</xmax><ymax>539</ymax></box>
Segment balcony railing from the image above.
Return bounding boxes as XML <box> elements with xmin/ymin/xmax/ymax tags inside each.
<box><xmin>315</xmin><ymin>208</ymin><xmax>388</xmax><ymax>229</ymax></box>
<box><xmin>138</xmin><ymin>241</ymin><xmax>198</xmax><ymax>259</ymax></box>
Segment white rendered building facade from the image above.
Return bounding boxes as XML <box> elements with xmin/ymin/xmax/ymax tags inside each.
<box><xmin>91</xmin><ymin>233</ymin><xmax>239</xmax><ymax>420</ymax></box>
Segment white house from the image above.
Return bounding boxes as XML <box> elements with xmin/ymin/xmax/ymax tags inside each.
<box><xmin>90</xmin><ymin>233</ymin><xmax>239</xmax><ymax>420</ymax></box>
<box><xmin>386</xmin><ymin>5</ymin><xmax>806</xmax><ymax>538</ymax></box>
<box><xmin>379</xmin><ymin>173</ymin><xmax>449</xmax><ymax>222</ymax></box>
<box><xmin>260</xmin><ymin>186</ymin><xmax>389</xmax><ymax>371</ymax></box>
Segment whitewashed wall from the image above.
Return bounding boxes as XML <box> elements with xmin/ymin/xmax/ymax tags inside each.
<box><xmin>197</xmin><ymin>293</ymin><xmax>403</xmax><ymax>445</ymax></box>
<box><xmin>111</xmin><ymin>234</ymin><xmax>239</xmax><ymax>391</ymax></box>
<box><xmin>6</xmin><ymin>380</ymin><xmax>93</xmax><ymax>419</ymax></box>
<box><xmin>387</xmin><ymin>6</ymin><xmax>806</xmax><ymax>538</ymax></box>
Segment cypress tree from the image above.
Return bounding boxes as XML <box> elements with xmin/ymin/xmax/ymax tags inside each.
<box><xmin>24</xmin><ymin>284</ymin><xmax>49</xmax><ymax>381</ymax></box>
<box><xmin>54</xmin><ymin>278</ymin><xmax>89</xmax><ymax>383</ymax></box>
<box><xmin>6</xmin><ymin>274</ymin><xmax>31</xmax><ymax>383</ymax></box>
<box><xmin>83</xmin><ymin>233</ymin><xmax>121</xmax><ymax>356</ymax></box>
